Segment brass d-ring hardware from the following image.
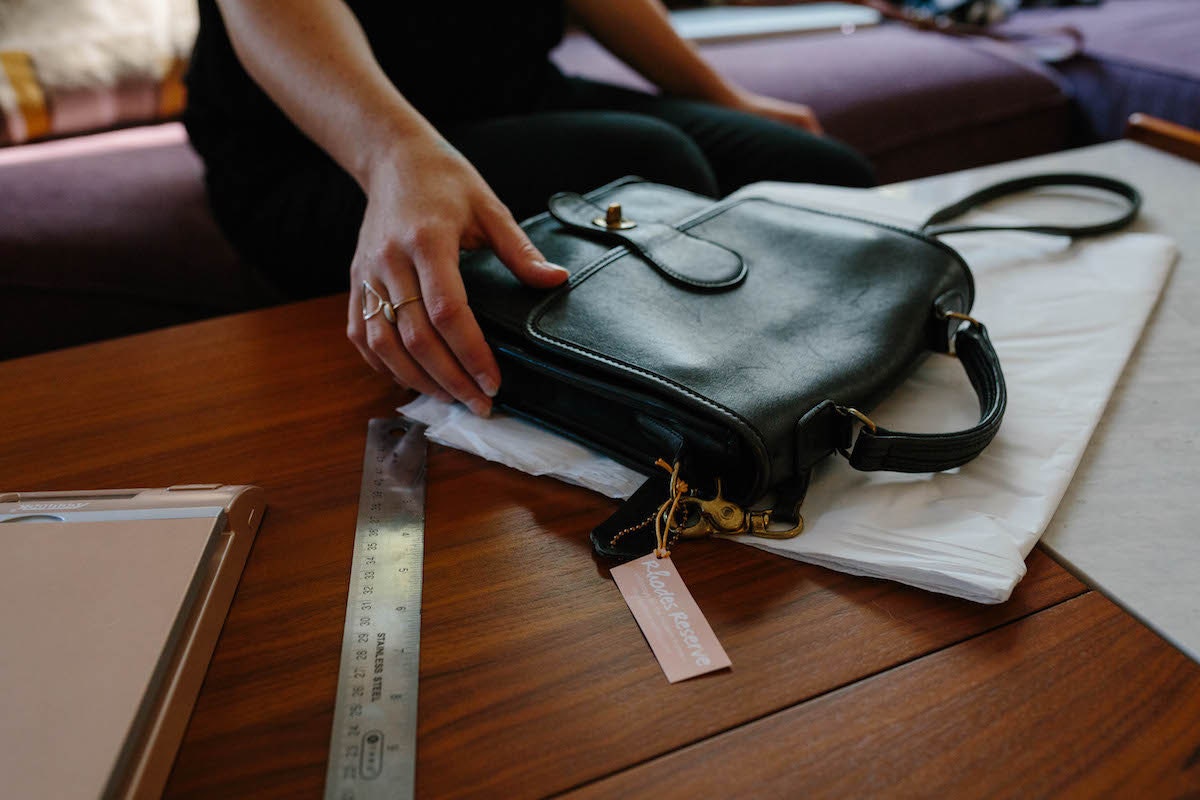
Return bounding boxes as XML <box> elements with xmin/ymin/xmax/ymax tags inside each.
<box><xmin>838</xmin><ymin>406</ymin><xmax>878</xmax><ymax>434</ymax></box>
<box><xmin>592</xmin><ymin>202</ymin><xmax>637</xmax><ymax>231</ymax></box>
<box><xmin>941</xmin><ymin>310</ymin><xmax>982</xmax><ymax>328</ymax></box>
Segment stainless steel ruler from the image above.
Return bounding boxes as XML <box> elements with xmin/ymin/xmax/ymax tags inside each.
<box><xmin>324</xmin><ymin>418</ymin><xmax>428</xmax><ymax>800</ymax></box>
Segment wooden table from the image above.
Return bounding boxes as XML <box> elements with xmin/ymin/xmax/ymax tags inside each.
<box><xmin>4</xmin><ymin>167</ymin><xmax>1200</xmax><ymax>799</ymax></box>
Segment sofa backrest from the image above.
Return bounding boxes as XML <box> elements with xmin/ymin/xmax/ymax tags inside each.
<box><xmin>0</xmin><ymin>0</ymin><xmax>195</xmax><ymax>146</ymax></box>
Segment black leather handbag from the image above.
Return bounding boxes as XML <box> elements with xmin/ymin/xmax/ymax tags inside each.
<box><xmin>459</xmin><ymin>173</ymin><xmax>1139</xmax><ymax>561</ymax></box>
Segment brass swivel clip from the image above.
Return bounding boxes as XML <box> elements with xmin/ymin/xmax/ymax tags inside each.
<box><xmin>675</xmin><ymin>479</ymin><xmax>805</xmax><ymax>541</ymax></box>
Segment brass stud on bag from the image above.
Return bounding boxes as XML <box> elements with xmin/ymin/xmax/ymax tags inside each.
<box><xmin>592</xmin><ymin>202</ymin><xmax>637</xmax><ymax>231</ymax></box>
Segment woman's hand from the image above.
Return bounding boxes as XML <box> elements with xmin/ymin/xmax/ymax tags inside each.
<box><xmin>721</xmin><ymin>89</ymin><xmax>824</xmax><ymax>135</ymax></box>
<box><xmin>346</xmin><ymin>132</ymin><xmax>569</xmax><ymax>417</ymax></box>
<box><xmin>566</xmin><ymin>0</ymin><xmax>824</xmax><ymax>135</ymax></box>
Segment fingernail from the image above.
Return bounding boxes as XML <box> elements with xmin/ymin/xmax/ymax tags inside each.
<box><xmin>476</xmin><ymin>373</ymin><xmax>499</xmax><ymax>397</ymax></box>
<box><xmin>465</xmin><ymin>398</ymin><xmax>489</xmax><ymax>419</ymax></box>
<box><xmin>536</xmin><ymin>260</ymin><xmax>570</xmax><ymax>276</ymax></box>
<box><xmin>468</xmin><ymin>398</ymin><xmax>492</xmax><ymax>418</ymax></box>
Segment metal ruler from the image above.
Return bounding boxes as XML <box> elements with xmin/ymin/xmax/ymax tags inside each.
<box><xmin>324</xmin><ymin>418</ymin><xmax>428</xmax><ymax>800</ymax></box>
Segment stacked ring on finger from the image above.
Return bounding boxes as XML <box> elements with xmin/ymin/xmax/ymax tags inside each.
<box><xmin>361</xmin><ymin>280</ymin><xmax>421</xmax><ymax>324</ymax></box>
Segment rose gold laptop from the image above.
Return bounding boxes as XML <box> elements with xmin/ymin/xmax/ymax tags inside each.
<box><xmin>0</xmin><ymin>485</ymin><xmax>266</xmax><ymax>800</ymax></box>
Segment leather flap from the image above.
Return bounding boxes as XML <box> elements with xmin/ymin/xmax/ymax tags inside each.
<box><xmin>548</xmin><ymin>192</ymin><xmax>746</xmax><ymax>291</ymax></box>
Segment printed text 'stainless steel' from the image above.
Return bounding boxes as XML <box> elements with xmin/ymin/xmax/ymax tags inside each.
<box><xmin>325</xmin><ymin>420</ymin><xmax>428</xmax><ymax>800</ymax></box>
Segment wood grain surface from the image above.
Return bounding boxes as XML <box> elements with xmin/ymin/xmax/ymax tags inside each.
<box><xmin>1</xmin><ymin>295</ymin><xmax>1194</xmax><ymax>798</ymax></box>
<box><xmin>568</xmin><ymin>591</ymin><xmax>1200</xmax><ymax>798</ymax></box>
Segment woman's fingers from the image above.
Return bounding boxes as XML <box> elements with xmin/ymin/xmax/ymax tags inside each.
<box><xmin>408</xmin><ymin>229</ymin><xmax>502</xmax><ymax>402</ymax></box>
<box><xmin>352</xmin><ymin>239</ymin><xmax>493</xmax><ymax>414</ymax></box>
<box><xmin>363</xmin><ymin>303</ymin><xmax>452</xmax><ymax>402</ymax></box>
<box><xmin>355</xmin><ymin>278</ymin><xmax>450</xmax><ymax>401</ymax></box>
<box><xmin>479</xmin><ymin>202</ymin><xmax>571</xmax><ymax>288</ymax></box>
<box><xmin>727</xmin><ymin>89</ymin><xmax>824</xmax><ymax>135</ymax></box>
<box><xmin>346</xmin><ymin>287</ymin><xmax>389</xmax><ymax>375</ymax></box>
<box><xmin>347</xmin><ymin>164</ymin><xmax>570</xmax><ymax>416</ymax></box>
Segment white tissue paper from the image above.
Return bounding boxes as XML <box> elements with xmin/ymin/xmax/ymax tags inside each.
<box><xmin>400</xmin><ymin>182</ymin><xmax>1176</xmax><ymax>603</ymax></box>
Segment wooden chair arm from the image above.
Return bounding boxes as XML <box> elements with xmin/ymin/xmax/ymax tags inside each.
<box><xmin>1126</xmin><ymin>113</ymin><xmax>1200</xmax><ymax>163</ymax></box>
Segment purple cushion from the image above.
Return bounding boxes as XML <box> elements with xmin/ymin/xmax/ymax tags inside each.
<box><xmin>0</xmin><ymin>123</ymin><xmax>281</xmax><ymax>358</ymax></box>
<box><xmin>553</xmin><ymin>25</ymin><xmax>1071</xmax><ymax>182</ymax></box>
<box><xmin>1000</xmin><ymin>0</ymin><xmax>1200</xmax><ymax>140</ymax></box>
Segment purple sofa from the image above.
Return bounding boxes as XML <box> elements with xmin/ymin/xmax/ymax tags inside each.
<box><xmin>2</xmin><ymin>0</ymin><xmax>1195</xmax><ymax>360</ymax></box>
<box><xmin>1000</xmin><ymin>0</ymin><xmax>1200</xmax><ymax>141</ymax></box>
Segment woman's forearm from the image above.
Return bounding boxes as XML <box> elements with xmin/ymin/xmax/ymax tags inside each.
<box><xmin>214</xmin><ymin>0</ymin><xmax>438</xmax><ymax>189</ymax></box>
<box><xmin>565</xmin><ymin>0</ymin><xmax>740</xmax><ymax>103</ymax></box>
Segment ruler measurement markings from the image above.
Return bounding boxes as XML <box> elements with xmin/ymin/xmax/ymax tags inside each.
<box><xmin>324</xmin><ymin>419</ymin><xmax>426</xmax><ymax>800</ymax></box>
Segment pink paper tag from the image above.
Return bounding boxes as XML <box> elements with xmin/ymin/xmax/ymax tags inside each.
<box><xmin>610</xmin><ymin>554</ymin><xmax>731</xmax><ymax>683</ymax></box>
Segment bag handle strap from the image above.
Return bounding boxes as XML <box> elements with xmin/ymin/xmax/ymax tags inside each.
<box><xmin>921</xmin><ymin>172</ymin><xmax>1141</xmax><ymax>237</ymax></box>
<box><xmin>844</xmin><ymin>319</ymin><xmax>1005</xmax><ymax>473</ymax></box>
<box><xmin>846</xmin><ymin>172</ymin><xmax>1141</xmax><ymax>473</ymax></box>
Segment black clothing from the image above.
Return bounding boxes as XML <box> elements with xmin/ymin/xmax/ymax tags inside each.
<box><xmin>184</xmin><ymin>2</ymin><xmax>876</xmax><ymax>297</ymax></box>
<box><xmin>185</xmin><ymin>1</ymin><xmax>567</xmax><ymax>173</ymax></box>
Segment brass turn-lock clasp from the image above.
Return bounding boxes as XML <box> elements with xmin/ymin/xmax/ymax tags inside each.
<box><xmin>592</xmin><ymin>202</ymin><xmax>637</xmax><ymax>230</ymax></box>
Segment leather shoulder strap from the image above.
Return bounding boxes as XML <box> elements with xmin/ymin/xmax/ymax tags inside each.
<box><xmin>921</xmin><ymin>173</ymin><xmax>1141</xmax><ymax>238</ymax></box>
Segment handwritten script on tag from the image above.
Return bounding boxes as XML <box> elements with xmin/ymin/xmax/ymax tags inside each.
<box><xmin>610</xmin><ymin>555</ymin><xmax>731</xmax><ymax>683</ymax></box>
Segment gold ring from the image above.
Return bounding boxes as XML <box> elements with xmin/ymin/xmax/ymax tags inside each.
<box><xmin>394</xmin><ymin>295</ymin><xmax>422</xmax><ymax>310</ymax></box>
<box><xmin>362</xmin><ymin>283</ymin><xmax>422</xmax><ymax>324</ymax></box>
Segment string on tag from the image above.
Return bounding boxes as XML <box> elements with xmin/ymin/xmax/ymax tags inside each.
<box><xmin>652</xmin><ymin>459</ymin><xmax>688</xmax><ymax>559</ymax></box>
